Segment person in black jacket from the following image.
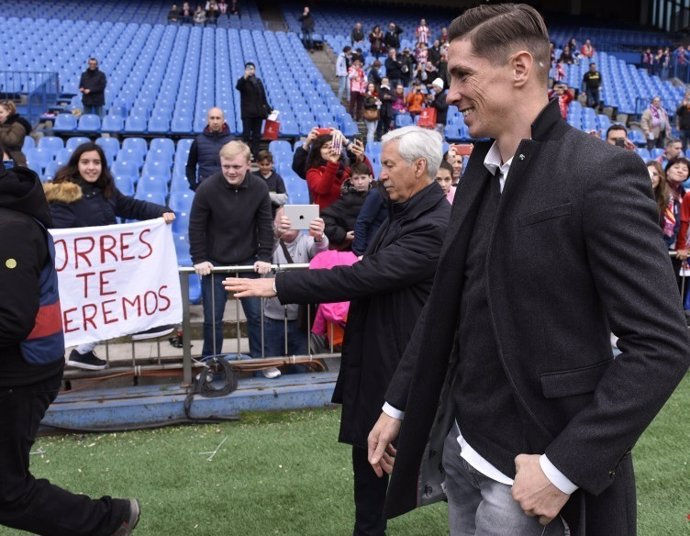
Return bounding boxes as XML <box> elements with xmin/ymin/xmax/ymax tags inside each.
<box><xmin>322</xmin><ymin>162</ymin><xmax>373</xmax><ymax>250</ymax></box>
<box><xmin>189</xmin><ymin>141</ymin><xmax>276</xmax><ymax>374</ymax></box>
<box><xmin>384</xmin><ymin>48</ymin><xmax>403</xmax><ymax>89</ymax></box>
<box><xmin>0</xmin><ymin>100</ymin><xmax>30</xmax><ymax>167</ymax></box>
<box><xmin>78</xmin><ymin>58</ymin><xmax>107</xmax><ymax>117</ymax></box>
<box><xmin>383</xmin><ymin>21</ymin><xmax>403</xmax><ymax>50</ymax></box>
<box><xmin>298</xmin><ymin>6</ymin><xmax>315</xmax><ymax>52</ymax></box>
<box><xmin>43</xmin><ymin>142</ymin><xmax>175</xmax><ymax>370</ymax></box>
<box><xmin>185</xmin><ymin>107</ymin><xmax>233</xmax><ymax>190</ymax></box>
<box><xmin>235</xmin><ymin>62</ymin><xmax>271</xmax><ymax>160</ymax></box>
<box><xmin>225</xmin><ymin>126</ymin><xmax>451</xmax><ymax>536</ymax></box>
<box><xmin>376</xmin><ymin>78</ymin><xmax>394</xmax><ymax>140</ymax></box>
<box><xmin>0</xmin><ymin>164</ymin><xmax>141</xmax><ymax>535</ymax></box>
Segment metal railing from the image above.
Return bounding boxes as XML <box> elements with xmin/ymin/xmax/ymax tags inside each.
<box><xmin>0</xmin><ymin>71</ymin><xmax>60</xmax><ymax>125</ymax></box>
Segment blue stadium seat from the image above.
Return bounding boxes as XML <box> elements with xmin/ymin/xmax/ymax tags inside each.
<box><xmin>54</xmin><ymin>113</ymin><xmax>77</xmax><ymax>132</ymax></box>
<box><xmin>168</xmin><ymin>191</ymin><xmax>194</xmax><ymax>213</ymax></box>
<box><xmin>42</xmin><ymin>161</ymin><xmax>59</xmax><ymax>182</ymax></box>
<box><xmin>133</xmin><ymin>190</ymin><xmax>167</xmax><ymax>205</ymax></box>
<box><xmin>101</xmin><ymin>115</ymin><xmax>124</xmax><ymax>132</ymax></box>
<box><xmin>22</xmin><ymin>136</ymin><xmax>36</xmax><ymax>151</ymax></box>
<box><xmin>114</xmin><ymin>174</ymin><xmax>136</xmax><ymax>196</ymax></box>
<box><xmin>96</xmin><ymin>137</ymin><xmax>120</xmax><ymax>162</ymax></box>
<box><xmin>54</xmin><ymin>148</ymin><xmax>73</xmax><ymax>167</ymax></box>
<box><xmin>136</xmin><ymin>175</ymin><xmax>168</xmax><ymax>196</ymax></box>
<box><xmin>65</xmin><ymin>137</ymin><xmax>90</xmax><ymax>152</ymax></box>
<box><xmin>124</xmin><ymin>114</ymin><xmax>147</xmax><ymax>134</ymax></box>
<box><xmin>78</xmin><ymin>114</ymin><xmax>101</xmax><ymax>132</ymax></box>
<box><xmin>38</xmin><ymin>136</ymin><xmax>64</xmax><ymax>152</ymax></box>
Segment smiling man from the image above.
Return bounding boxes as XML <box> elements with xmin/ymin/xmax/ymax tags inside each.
<box><xmin>367</xmin><ymin>4</ymin><xmax>689</xmax><ymax>536</ymax></box>
<box><xmin>188</xmin><ymin>140</ymin><xmax>273</xmax><ymax>363</ymax></box>
<box><xmin>224</xmin><ymin>126</ymin><xmax>450</xmax><ymax>536</ymax></box>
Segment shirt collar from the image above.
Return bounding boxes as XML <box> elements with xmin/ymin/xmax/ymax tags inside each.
<box><xmin>483</xmin><ymin>141</ymin><xmax>513</xmax><ymax>178</ymax></box>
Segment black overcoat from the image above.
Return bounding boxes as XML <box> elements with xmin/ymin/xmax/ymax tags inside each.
<box><xmin>384</xmin><ymin>100</ymin><xmax>690</xmax><ymax>535</ymax></box>
<box><xmin>277</xmin><ymin>182</ymin><xmax>450</xmax><ymax>447</ymax></box>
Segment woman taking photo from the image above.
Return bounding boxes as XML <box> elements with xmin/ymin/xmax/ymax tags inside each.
<box><xmin>43</xmin><ymin>142</ymin><xmax>175</xmax><ymax>370</ymax></box>
<box><xmin>305</xmin><ymin>131</ymin><xmax>371</xmax><ymax>211</ymax></box>
<box><xmin>0</xmin><ymin>100</ymin><xmax>30</xmax><ymax>167</ymax></box>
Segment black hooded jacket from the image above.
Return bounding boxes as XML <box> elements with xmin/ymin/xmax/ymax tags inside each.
<box><xmin>0</xmin><ymin>166</ymin><xmax>63</xmax><ymax>386</ymax></box>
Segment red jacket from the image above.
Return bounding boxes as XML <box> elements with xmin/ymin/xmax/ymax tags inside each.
<box><xmin>307</xmin><ymin>157</ymin><xmax>373</xmax><ymax>210</ymax></box>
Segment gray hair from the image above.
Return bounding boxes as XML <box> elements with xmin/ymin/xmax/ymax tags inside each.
<box><xmin>381</xmin><ymin>126</ymin><xmax>443</xmax><ymax>179</ymax></box>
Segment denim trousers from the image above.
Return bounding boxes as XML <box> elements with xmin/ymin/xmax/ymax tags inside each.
<box><xmin>201</xmin><ymin>269</ymin><xmax>262</xmax><ymax>358</ymax></box>
<box><xmin>0</xmin><ymin>370</ymin><xmax>128</xmax><ymax>535</ymax></box>
<box><xmin>442</xmin><ymin>428</ymin><xmax>567</xmax><ymax>536</ymax></box>
<box><xmin>263</xmin><ymin>317</ymin><xmax>308</xmax><ymax>358</ymax></box>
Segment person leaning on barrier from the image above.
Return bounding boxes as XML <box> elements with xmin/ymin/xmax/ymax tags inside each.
<box><xmin>367</xmin><ymin>5</ymin><xmax>690</xmax><ymax>536</ymax></box>
<box><xmin>225</xmin><ymin>126</ymin><xmax>451</xmax><ymax>536</ymax></box>
<box><xmin>43</xmin><ymin>142</ymin><xmax>175</xmax><ymax>371</ymax></box>
<box><xmin>185</xmin><ymin>107</ymin><xmax>233</xmax><ymax>191</ymax></box>
<box><xmin>0</xmin><ymin>164</ymin><xmax>140</xmax><ymax>536</ymax></box>
<box><xmin>188</xmin><ymin>141</ymin><xmax>274</xmax><ymax>370</ymax></box>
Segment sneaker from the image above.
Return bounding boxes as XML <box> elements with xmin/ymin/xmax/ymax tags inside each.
<box><xmin>262</xmin><ymin>367</ymin><xmax>282</xmax><ymax>379</ymax></box>
<box><xmin>111</xmin><ymin>498</ymin><xmax>140</xmax><ymax>536</ymax></box>
<box><xmin>66</xmin><ymin>349</ymin><xmax>108</xmax><ymax>370</ymax></box>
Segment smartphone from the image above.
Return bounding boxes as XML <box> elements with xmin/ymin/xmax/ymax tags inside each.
<box><xmin>316</xmin><ymin>127</ymin><xmax>332</xmax><ymax>136</ymax></box>
<box><xmin>614</xmin><ymin>138</ymin><xmax>626</xmax><ymax>148</ymax></box>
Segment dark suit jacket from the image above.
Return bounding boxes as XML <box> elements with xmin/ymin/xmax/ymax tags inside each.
<box><xmin>384</xmin><ymin>100</ymin><xmax>690</xmax><ymax>535</ymax></box>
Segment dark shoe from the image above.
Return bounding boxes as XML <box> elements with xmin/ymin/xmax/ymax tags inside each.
<box><xmin>111</xmin><ymin>498</ymin><xmax>140</xmax><ymax>536</ymax></box>
<box><xmin>66</xmin><ymin>349</ymin><xmax>108</xmax><ymax>370</ymax></box>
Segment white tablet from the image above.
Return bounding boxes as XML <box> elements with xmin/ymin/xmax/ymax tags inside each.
<box><xmin>284</xmin><ymin>204</ymin><xmax>320</xmax><ymax>230</ymax></box>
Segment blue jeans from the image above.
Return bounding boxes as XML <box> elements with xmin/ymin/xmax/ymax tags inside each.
<box><xmin>337</xmin><ymin>75</ymin><xmax>350</xmax><ymax>101</ymax></box>
<box><xmin>263</xmin><ymin>317</ymin><xmax>308</xmax><ymax>357</ymax></box>
<box><xmin>442</xmin><ymin>426</ymin><xmax>567</xmax><ymax>536</ymax></box>
<box><xmin>201</xmin><ymin>268</ymin><xmax>262</xmax><ymax>358</ymax></box>
<box><xmin>302</xmin><ymin>31</ymin><xmax>313</xmax><ymax>50</ymax></box>
<box><xmin>585</xmin><ymin>87</ymin><xmax>599</xmax><ymax>108</ymax></box>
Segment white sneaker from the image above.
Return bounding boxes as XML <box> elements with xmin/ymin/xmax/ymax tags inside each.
<box><xmin>262</xmin><ymin>367</ymin><xmax>281</xmax><ymax>379</ymax></box>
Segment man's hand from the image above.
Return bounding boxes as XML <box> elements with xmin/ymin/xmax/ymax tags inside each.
<box><xmin>224</xmin><ymin>276</ymin><xmax>276</xmax><ymax>298</ymax></box>
<box><xmin>162</xmin><ymin>212</ymin><xmax>176</xmax><ymax>224</ymax></box>
<box><xmin>367</xmin><ymin>412</ymin><xmax>401</xmax><ymax>477</ymax></box>
<box><xmin>194</xmin><ymin>261</ymin><xmax>214</xmax><ymax>276</ymax></box>
<box><xmin>253</xmin><ymin>260</ymin><xmax>272</xmax><ymax>275</ymax></box>
<box><xmin>511</xmin><ymin>454</ymin><xmax>570</xmax><ymax>526</ymax></box>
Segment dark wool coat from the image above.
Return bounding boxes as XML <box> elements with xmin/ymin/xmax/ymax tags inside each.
<box><xmin>277</xmin><ymin>182</ymin><xmax>450</xmax><ymax>447</ymax></box>
<box><xmin>235</xmin><ymin>76</ymin><xmax>270</xmax><ymax>119</ymax></box>
<box><xmin>383</xmin><ymin>100</ymin><xmax>690</xmax><ymax>535</ymax></box>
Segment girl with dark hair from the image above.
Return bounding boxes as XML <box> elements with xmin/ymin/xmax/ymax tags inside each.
<box><xmin>646</xmin><ymin>160</ymin><xmax>670</xmax><ymax>223</ymax></box>
<box><xmin>305</xmin><ymin>132</ymin><xmax>370</xmax><ymax>210</ymax></box>
<box><xmin>43</xmin><ymin>142</ymin><xmax>174</xmax><ymax>370</ymax></box>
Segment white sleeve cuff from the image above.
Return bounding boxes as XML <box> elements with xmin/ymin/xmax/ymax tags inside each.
<box><xmin>382</xmin><ymin>402</ymin><xmax>405</xmax><ymax>421</ymax></box>
<box><xmin>540</xmin><ymin>455</ymin><xmax>578</xmax><ymax>495</ymax></box>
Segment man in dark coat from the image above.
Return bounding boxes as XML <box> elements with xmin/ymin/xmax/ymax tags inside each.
<box><xmin>78</xmin><ymin>57</ymin><xmax>107</xmax><ymax>117</ymax></box>
<box><xmin>225</xmin><ymin>126</ymin><xmax>451</xmax><ymax>536</ymax></box>
<box><xmin>0</xmin><ymin>165</ymin><xmax>140</xmax><ymax>535</ymax></box>
<box><xmin>185</xmin><ymin>107</ymin><xmax>233</xmax><ymax>190</ymax></box>
<box><xmin>235</xmin><ymin>62</ymin><xmax>271</xmax><ymax>160</ymax></box>
<box><xmin>368</xmin><ymin>5</ymin><xmax>690</xmax><ymax>536</ymax></box>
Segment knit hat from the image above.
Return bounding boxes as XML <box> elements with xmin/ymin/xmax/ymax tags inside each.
<box><xmin>431</xmin><ymin>78</ymin><xmax>444</xmax><ymax>90</ymax></box>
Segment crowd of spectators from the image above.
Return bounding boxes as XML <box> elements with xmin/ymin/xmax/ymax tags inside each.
<box><xmin>167</xmin><ymin>1</ymin><xmax>238</xmax><ymax>25</ymax></box>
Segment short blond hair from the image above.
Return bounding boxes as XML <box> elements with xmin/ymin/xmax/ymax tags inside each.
<box><xmin>219</xmin><ymin>140</ymin><xmax>251</xmax><ymax>162</ymax></box>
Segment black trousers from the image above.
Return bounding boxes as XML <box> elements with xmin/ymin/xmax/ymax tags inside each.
<box><xmin>352</xmin><ymin>445</ymin><xmax>388</xmax><ymax>536</ymax></box>
<box><xmin>0</xmin><ymin>369</ymin><xmax>128</xmax><ymax>535</ymax></box>
<box><xmin>242</xmin><ymin>117</ymin><xmax>263</xmax><ymax>159</ymax></box>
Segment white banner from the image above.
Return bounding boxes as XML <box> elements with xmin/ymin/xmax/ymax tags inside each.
<box><xmin>49</xmin><ymin>219</ymin><xmax>183</xmax><ymax>347</ymax></box>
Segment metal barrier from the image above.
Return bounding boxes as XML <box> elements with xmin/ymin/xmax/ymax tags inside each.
<box><xmin>0</xmin><ymin>71</ymin><xmax>60</xmax><ymax>125</ymax></box>
<box><xmin>64</xmin><ymin>263</ymin><xmax>341</xmax><ymax>386</ymax></box>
